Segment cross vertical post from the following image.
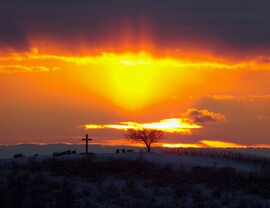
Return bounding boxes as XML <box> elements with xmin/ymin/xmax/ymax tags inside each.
<box><xmin>82</xmin><ymin>134</ymin><xmax>92</xmax><ymax>154</ymax></box>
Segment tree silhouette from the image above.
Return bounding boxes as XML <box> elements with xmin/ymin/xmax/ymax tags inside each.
<box><xmin>124</xmin><ymin>128</ymin><xmax>164</xmax><ymax>152</ymax></box>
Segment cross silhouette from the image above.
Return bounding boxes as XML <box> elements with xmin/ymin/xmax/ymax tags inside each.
<box><xmin>82</xmin><ymin>134</ymin><xmax>92</xmax><ymax>154</ymax></box>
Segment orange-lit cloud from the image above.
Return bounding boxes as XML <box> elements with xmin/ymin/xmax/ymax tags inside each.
<box><xmin>208</xmin><ymin>94</ymin><xmax>270</xmax><ymax>101</ymax></box>
<box><xmin>161</xmin><ymin>140</ymin><xmax>245</xmax><ymax>149</ymax></box>
<box><xmin>201</xmin><ymin>141</ymin><xmax>270</xmax><ymax>148</ymax></box>
<box><xmin>200</xmin><ymin>140</ymin><xmax>247</xmax><ymax>148</ymax></box>
<box><xmin>162</xmin><ymin>141</ymin><xmax>270</xmax><ymax>149</ymax></box>
<box><xmin>2</xmin><ymin>49</ymin><xmax>270</xmax><ymax>74</ymax></box>
<box><xmin>162</xmin><ymin>143</ymin><xmax>201</xmax><ymax>148</ymax></box>
<box><xmin>83</xmin><ymin>109</ymin><xmax>226</xmax><ymax>134</ymax></box>
<box><xmin>84</xmin><ymin>118</ymin><xmax>202</xmax><ymax>134</ymax></box>
<box><xmin>161</xmin><ymin>140</ymin><xmax>270</xmax><ymax>148</ymax></box>
<box><xmin>0</xmin><ymin>65</ymin><xmax>58</xmax><ymax>73</ymax></box>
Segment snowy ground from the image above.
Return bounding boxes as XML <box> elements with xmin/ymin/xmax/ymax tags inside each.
<box><xmin>0</xmin><ymin>152</ymin><xmax>269</xmax><ymax>208</ymax></box>
<box><xmin>98</xmin><ymin>152</ymin><xmax>263</xmax><ymax>173</ymax></box>
<box><xmin>2</xmin><ymin>151</ymin><xmax>266</xmax><ymax>173</ymax></box>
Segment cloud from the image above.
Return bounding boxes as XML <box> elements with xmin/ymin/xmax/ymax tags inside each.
<box><xmin>181</xmin><ymin>108</ymin><xmax>226</xmax><ymax>124</ymax></box>
<box><xmin>82</xmin><ymin>108</ymin><xmax>226</xmax><ymax>135</ymax></box>
<box><xmin>198</xmin><ymin>140</ymin><xmax>270</xmax><ymax>148</ymax></box>
<box><xmin>162</xmin><ymin>143</ymin><xmax>201</xmax><ymax>148</ymax></box>
<box><xmin>1</xmin><ymin>0</ymin><xmax>270</xmax><ymax>57</ymax></box>
<box><xmin>1</xmin><ymin>50</ymin><xmax>264</xmax><ymax>74</ymax></box>
<box><xmin>0</xmin><ymin>65</ymin><xmax>58</xmax><ymax>73</ymax></box>
<box><xmin>162</xmin><ymin>140</ymin><xmax>247</xmax><ymax>148</ymax></box>
<box><xmin>83</xmin><ymin>118</ymin><xmax>202</xmax><ymax>134</ymax></box>
<box><xmin>200</xmin><ymin>140</ymin><xmax>247</xmax><ymax>148</ymax></box>
<box><xmin>208</xmin><ymin>94</ymin><xmax>270</xmax><ymax>101</ymax></box>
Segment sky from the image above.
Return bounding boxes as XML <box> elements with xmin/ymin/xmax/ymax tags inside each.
<box><xmin>0</xmin><ymin>0</ymin><xmax>270</xmax><ymax>148</ymax></box>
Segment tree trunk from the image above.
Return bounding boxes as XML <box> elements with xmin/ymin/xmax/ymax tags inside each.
<box><xmin>146</xmin><ymin>145</ymin><xmax>151</xmax><ymax>152</ymax></box>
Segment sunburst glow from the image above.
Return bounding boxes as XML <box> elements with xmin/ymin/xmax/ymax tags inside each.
<box><xmin>2</xmin><ymin>49</ymin><xmax>265</xmax><ymax>111</ymax></box>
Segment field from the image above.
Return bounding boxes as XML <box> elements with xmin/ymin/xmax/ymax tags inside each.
<box><xmin>0</xmin><ymin>150</ymin><xmax>270</xmax><ymax>208</ymax></box>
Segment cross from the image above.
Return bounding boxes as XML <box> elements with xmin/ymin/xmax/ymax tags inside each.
<box><xmin>82</xmin><ymin>134</ymin><xmax>92</xmax><ymax>154</ymax></box>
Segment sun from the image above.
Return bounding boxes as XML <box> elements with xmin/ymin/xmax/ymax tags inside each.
<box><xmin>108</xmin><ymin>66</ymin><xmax>158</xmax><ymax>110</ymax></box>
<box><xmin>81</xmin><ymin>52</ymin><xmax>172</xmax><ymax>111</ymax></box>
<box><xmin>68</xmin><ymin>51</ymin><xmax>196</xmax><ymax>111</ymax></box>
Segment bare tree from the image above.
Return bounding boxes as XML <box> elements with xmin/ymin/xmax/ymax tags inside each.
<box><xmin>124</xmin><ymin>128</ymin><xmax>164</xmax><ymax>152</ymax></box>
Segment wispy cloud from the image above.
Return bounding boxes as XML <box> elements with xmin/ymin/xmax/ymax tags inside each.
<box><xmin>2</xmin><ymin>49</ymin><xmax>270</xmax><ymax>74</ymax></box>
<box><xmin>0</xmin><ymin>50</ymin><xmax>242</xmax><ymax>67</ymax></box>
<box><xmin>0</xmin><ymin>65</ymin><xmax>58</xmax><ymax>73</ymax></box>
<box><xmin>21</xmin><ymin>52</ymin><xmax>270</xmax><ymax>70</ymax></box>
<box><xmin>208</xmin><ymin>94</ymin><xmax>270</xmax><ymax>101</ymax></box>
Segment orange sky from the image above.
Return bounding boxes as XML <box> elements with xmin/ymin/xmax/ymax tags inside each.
<box><xmin>0</xmin><ymin>0</ymin><xmax>270</xmax><ymax>148</ymax></box>
<box><xmin>1</xmin><ymin>45</ymin><xmax>270</xmax><ymax>147</ymax></box>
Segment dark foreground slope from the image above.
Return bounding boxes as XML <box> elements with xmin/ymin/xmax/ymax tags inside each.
<box><xmin>0</xmin><ymin>153</ymin><xmax>269</xmax><ymax>208</ymax></box>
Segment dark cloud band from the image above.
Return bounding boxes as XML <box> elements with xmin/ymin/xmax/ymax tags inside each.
<box><xmin>1</xmin><ymin>0</ymin><xmax>270</xmax><ymax>56</ymax></box>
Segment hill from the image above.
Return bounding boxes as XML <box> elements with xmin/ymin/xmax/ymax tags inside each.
<box><xmin>0</xmin><ymin>152</ymin><xmax>269</xmax><ymax>208</ymax></box>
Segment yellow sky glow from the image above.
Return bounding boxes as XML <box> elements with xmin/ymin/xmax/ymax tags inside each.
<box><xmin>2</xmin><ymin>49</ymin><xmax>269</xmax><ymax>110</ymax></box>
